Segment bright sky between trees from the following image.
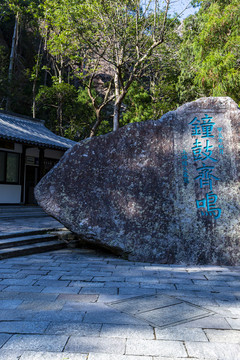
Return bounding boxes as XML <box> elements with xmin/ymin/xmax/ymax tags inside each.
<box><xmin>169</xmin><ymin>0</ymin><xmax>197</xmax><ymax>18</ymax></box>
<box><xmin>141</xmin><ymin>0</ymin><xmax>197</xmax><ymax>19</ymax></box>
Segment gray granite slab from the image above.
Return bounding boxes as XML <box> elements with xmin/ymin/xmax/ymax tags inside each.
<box><xmin>0</xmin><ymin>334</ymin><xmax>12</xmax><ymax>348</ymax></box>
<box><xmin>0</xmin><ymin>321</ymin><xmax>49</xmax><ymax>334</ymax></box>
<box><xmin>108</xmin><ymin>294</ymin><xmax>181</xmax><ymax>315</ymax></box>
<box><xmin>0</xmin><ymin>299</ymin><xmax>22</xmax><ymax>309</ymax></box>
<box><xmin>57</xmin><ymin>294</ymin><xmax>98</xmax><ymax>302</ymax></box>
<box><xmin>100</xmin><ymin>324</ymin><xmax>154</xmax><ymax>339</ymax></box>
<box><xmin>31</xmin><ymin>310</ymin><xmax>84</xmax><ymax>322</ymax></box>
<box><xmin>126</xmin><ymin>339</ymin><xmax>187</xmax><ymax>357</ymax></box>
<box><xmin>108</xmin><ymin>294</ymin><xmax>213</xmax><ymax>329</ymax></box>
<box><xmin>20</xmin><ymin>352</ymin><xmax>88</xmax><ymax>360</ymax></box>
<box><xmin>88</xmin><ymin>355</ymin><xmax>152</xmax><ymax>360</ymax></box>
<box><xmin>45</xmin><ymin>322</ymin><xmax>101</xmax><ymax>336</ymax></box>
<box><xmin>185</xmin><ymin>341</ymin><xmax>240</xmax><ymax>360</ymax></box>
<box><xmin>155</xmin><ymin>326</ymin><xmax>208</xmax><ymax>342</ymax></box>
<box><xmin>41</xmin><ymin>286</ymin><xmax>81</xmax><ymax>294</ymax></box>
<box><xmin>0</xmin><ymin>350</ymin><xmax>23</xmax><ymax>360</ymax></box>
<box><xmin>2</xmin><ymin>334</ymin><xmax>68</xmax><ymax>352</ymax></box>
<box><xmin>65</xmin><ymin>336</ymin><xmax>126</xmax><ymax>354</ymax></box>
<box><xmin>205</xmin><ymin>329</ymin><xmax>240</xmax><ymax>343</ymax></box>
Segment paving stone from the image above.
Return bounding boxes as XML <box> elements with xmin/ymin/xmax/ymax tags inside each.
<box><xmin>0</xmin><ymin>247</ymin><xmax>239</xmax><ymax>360</ymax></box>
<box><xmin>20</xmin><ymin>352</ymin><xmax>88</xmax><ymax>360</ymax></box>
<box><xmin>83</xmin><ymin>308</ymin><xmax>147</xmax><ymax>325</ymax></box>
<box><xmin>0</xmin><ymin>286</ymin><xmax>7</xmax><ymax>291</ymax></box>
<box><xmin>18</xmin><ymin>300</ymin><xmax>64</xmax><ymax>311</ymax></box>
<box><xmin>100</xmin><ymin>324</ymin><xmax>154</xmax><ymax>339</ymax></box>
<box><xmin>63</xmin><ymin>301</ymin><xmax>97</xmax><ymax>312</ymax></box>
<box><xmin>88</xmin><ymin>355</ymin><xmax>152</xmax><ymax>360</ymax></box>
<box><xmin>159</xmin><ymin>278</ymin><xmax>193</xmax><ymax>285</ymax></box>
<box><xmin>0</xmin><ymin>278</ymin><xmax>35</xmax><ymax>286</ymax></box>
<box><xmin>2</xmin><ymin>286</ymin><xmax>44</xmax><ymax>293</ymax></box>
<box><xmin>226</xmin><ymin>318</ymin><xmax>240</xmax><ymax>330</ymax></box>
<box><xmin>0</xmin><ymin>321</ymin><xmax>49</xmax><ymax>334</ymax></box>
<box><xmin>18</xmin><ymin>270</ymin><xmax>48</xmax><ymax>275</ymax></box>
<box><xmin>118</xmin><ymin>288</ymin><xmax>156</xmax><ymax>296</ymax></box>
<box><xmin>93</xmin><ymin>276</ymin><xmax>126</xmax><ymax>282</ymax></box>
<box><xmin>60</xmin><ymin>276</ymin><xmax>94</xmax><ymax>281</ymax></box>
<box><xmin>127</xmin><ymin>276</ymin><xmax>161</xmax><ymax>284</ymax></box>
<box><xmin>205</xmin><ymin>305</ymin><xmax>238</xmax><ymax>317</ymax></box>
<box><xmin>97</xmin><ymin>294</ymin><xmax>136</xmax><ymax>303</ymax></box>
<box><xmin>0</xmin><ymin>350</ymin><xmax>22</xmax><ymax>360</ymax></box>
<box><xmin>41</xmin><ymin>286</ymin><xmax>81</xmax><ymax>294</ymax></box>
<box><xmin>205</xmin><ymin>329</ymin><xmax>240</xmax><ymax>343</ymax></box>
<box><xmin>80</xmin><ymin>287</ymin><xmax>118</xmax><ymax>295</ymax></box>
<box><xmin>0</xmin><ymin>334</ymin><xmax>12</xmax><ymax>348</ymax></box>
<box><xmin>57</xmin><ymin>294</ymin><xmax>98</xmax><ymax>302</ymax></box>
<box><xmin>181</xmin><ymin>314</ymin><xmax>232</xmax><ymax>329</ymax></box>
<box><xmin>104</xmin><ymin>281</ymin><xmax>133</xmax><ymax>288</ymax></box>
<box><xmin>185</xmin><ymin>341</ymin><xmax>240</xmax><ymax>360</ymax></box>
<box><xmin>0</xmin><ymin>299</ymin><xmax>22</xmax><ymax>309</ymax></box>
<box><xmin>45</xmin><ymin>322</ymin><xmax>101</xmax><ymax>336</ymax></box>
<box><xmin>69</xmin><ymin>281</ymin><xmax>105</xmax><ymax>288</ymax></box>
<box><xmin>0</xmin><ymin>309</ymin><xmax>32</xmax><ymax>321</ymax></box>
<box><xmin>176</xmin><ymin>295</ymin><xmax>219</xmax><ymax>307</ymax></box>
<box><xmin>0</xmin><ymin>273</ymin><xmax>26</xmax><ymax>279</ymax></box>
<box><xmin>2</xmin><ymin>334</ymin><xmax>68</xmax><ymax>352</ymax></box>
<box><xmin>34</xmin><ymin>280</ymin><xmax>70</xmax><ymax>287</ymax></box>
<box><xmin>126</xmin><ymin>339</ymin><xmax>187</xmax><ymax>357</ymax></box>
<box><xmin>155</xmin><ymin>326</ymin><xmax>208</xmax><ymax>341</ymax></box>
<box><xmin>110</xmin><ymin>295</ymin><xmax>212</xmax><ymax>329</ymax></box>
<box><xmin>0</xmin><ymin>291</ymin><xmax>58</xmax><ymax>301</ymax></box>
<box><xmin>65</xmin><ymin>336</ymin><xmax>126</xmax><ymax>354</ymax></box>
<box><xmin>108</xmin><ymin>294</ymin><xmax>181</xmax><ymax>315</ymax></box>
<box><xmin>31</xmin><ymin>311</ymin><xmax>84</xmax><ymax>322</ymax></box>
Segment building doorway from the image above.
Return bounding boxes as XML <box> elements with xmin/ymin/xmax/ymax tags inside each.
<box><xmin>25</xmin><ymin>165</ymin><xmax>39</xmax><ymax>204</ymax></box>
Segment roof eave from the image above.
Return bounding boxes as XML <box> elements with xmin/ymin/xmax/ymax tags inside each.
<box><xmin>0</xmin><ymin>135</ymin><xmax>71</xmax><ymax>151</ymax></box>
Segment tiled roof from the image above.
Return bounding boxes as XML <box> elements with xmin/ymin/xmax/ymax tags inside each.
<box><xmin>0</xmin><ymin>112</ymin><xmax>76</xmax><ymax>150</ymax></box>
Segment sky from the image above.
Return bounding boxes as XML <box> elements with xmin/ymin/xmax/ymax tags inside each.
<box><xmin>141</xmin><ymin>0</ymin><xmax>198</xmax><ymax>19</ymax></box>
<box><xmin>169</xmin><ymin>0</ymin><xmax>198</xmax><ymax>18</ymax></box>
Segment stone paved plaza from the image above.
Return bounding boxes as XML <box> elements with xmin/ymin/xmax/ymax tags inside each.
<box><xmin>0</xmin><ymin>247</ymin><xmax>240</xmax><ymax>360</ymax></box>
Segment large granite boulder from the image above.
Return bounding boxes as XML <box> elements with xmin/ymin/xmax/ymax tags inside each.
<box><xmin>35</xmin><ymin>97</ymin><xmax>240</xmax><ymax>265</ymax></box>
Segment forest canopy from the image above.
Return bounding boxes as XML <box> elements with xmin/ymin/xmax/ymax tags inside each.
<box><xmin>0</xmin><ymin>0</ymin><xmax>239</xmax><ymax>140</ymax></box>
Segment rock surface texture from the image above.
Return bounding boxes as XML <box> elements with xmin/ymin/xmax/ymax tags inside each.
<box><xmin>35</xmin><ymin>97</ymin><xmax>240</xmax><ymax>265</ymax></box>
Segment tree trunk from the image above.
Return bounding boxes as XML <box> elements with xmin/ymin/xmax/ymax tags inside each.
<box><xmin>90</xmin><ymin>109</ymin><xmax>101</xmax><ymax>137</ymax></box>
<box><xmin>113</xmin><ymin>73</ymin><xmax>120</xmax><ymax>131</ymax></box>
<box><xmin>113</xmin><ymin>100</ymin><xmax>121</xmax><ymax>132</ymax></box>
<box><xmin>6</xmin><ymin>13</ymin><xmax>18</xmax><ymax>111</ymax></box>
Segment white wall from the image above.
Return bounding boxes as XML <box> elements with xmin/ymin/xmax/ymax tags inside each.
<box><xmin>0</xmin><ymin>185</ymin><xmax>21</xmax><ymax>203</ymax></box>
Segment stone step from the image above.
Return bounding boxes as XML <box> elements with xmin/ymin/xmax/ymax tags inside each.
<box><xmin>0</xmin><ymin>206</ymin><xmax>49</xmax><ymax>219</ymax></box>
<box><xmin>0</xmin><ymin>233</ymin><xmax>58</xmax><ymax>249</ymax></box>
<box><xmin>0</xmin><ymin>228</ymin><xmax>64</xmax><ymax>240</ymax></box>
<box><xmin>0</xmin><ymin>239</ymin><xmax>67</xmax><ymax>260</ymax></box>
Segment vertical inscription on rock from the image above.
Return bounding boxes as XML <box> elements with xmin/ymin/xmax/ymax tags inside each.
<box><xmin>189</xmin><ymin>114</ymin><xmax>221</xmax><ymax>219</ymax></box>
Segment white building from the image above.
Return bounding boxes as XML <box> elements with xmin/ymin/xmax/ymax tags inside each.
<box><xmin>0</xmin><ymin>111</ymin><xmax>76</xmax><ymax>204</ymax></box>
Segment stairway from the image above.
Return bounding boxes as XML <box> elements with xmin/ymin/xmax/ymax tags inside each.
<box><xmin>0</xmin><ymin>206</ymin><xmax>51</xmax><ymax>219</ymax></box>
<box><xmin>0</xmin><ymin>229</ymin><xmax>67</xmax><ymax>259</ymax></box>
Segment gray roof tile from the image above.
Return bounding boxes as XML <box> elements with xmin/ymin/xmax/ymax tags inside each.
<box><xmin>0</xmin><ymin>113</ymin><xmax>76</xmax><ymax>150</ymax></box>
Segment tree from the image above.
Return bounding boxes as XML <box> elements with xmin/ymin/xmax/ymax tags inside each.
<box><xmin>36</xmin><ymin>81</ymin><xmax>96</xmax><ymax>140</ymax></box>
<box><xmin>178</xmin><ymin>0</ymin><xmax>240</xmax><ymax>104</ymax></box>
<box><xmin>42</xmin><ymin>0</ymin><xmax>184</xmax><ymax>134</ymax></box>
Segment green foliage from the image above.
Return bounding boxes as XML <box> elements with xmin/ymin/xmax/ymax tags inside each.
<box><xmin>36</xmin><ymin>81</ymin><xmax>95</xmax><ymax>140</ymax></box>
<box><xmin>0</xmin><ymin>0</ymin><xmax>187</xmax><ymax>139</ymax></box>
<box><xmin>178</xmin><ymin>0</ymin><xmax>240</xmax><ymax>105</ymax></box>
<box><xmin>121</xmin><ymin>81</ymin><xmax>153</xmax><ymax>125</ymax></box>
